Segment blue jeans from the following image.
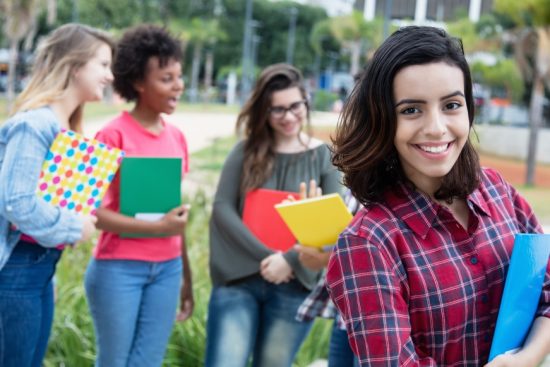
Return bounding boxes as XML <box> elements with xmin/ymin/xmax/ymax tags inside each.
<box><xmin>205</xmin><ymin>274</ymin><xmax>313</xmax><ymax>367</ymax></box>
<box><xmin>328</xmin><ymin>321</ymin><xmax>359</xmax><ymax>367</ymax></box>
<box><xmin>0</xmin><ymin>240</ymin><xmax>62</xmax><ymax>367</ymax></box>
<box><xmin>84</xmin><ymin>257</ymin><xmax>182</xmax><ymax>367</ymax></box>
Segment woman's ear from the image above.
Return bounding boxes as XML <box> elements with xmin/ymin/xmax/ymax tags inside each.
<box><xmin>71</xmin><ymin>66</ymin><xmax>82</xmax><ymax>83</ymax></box>
<box><xmin>133</xmin><ymin>81</ymin><xmax>145</xmax><ymax>94</ymax></box>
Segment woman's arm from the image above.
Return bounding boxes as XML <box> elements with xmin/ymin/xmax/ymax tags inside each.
<box><xmin>0</xmin><ymin>119</ymin><xmax>83</xmax><ymax>246</ymax></box>
<box><xmin>177</xmin><ymin>234</ymin><xmax>194</xmax><ymax>321</ymax></box>
<box><xmin>210</xmin><ymin>143</ymin><xmax>273</xmax><ymax>261</ymax></box>
<box><xmin>95</xmin><ymin>205</ymin><xmax>189</xmax><ymax>236</ymax></box>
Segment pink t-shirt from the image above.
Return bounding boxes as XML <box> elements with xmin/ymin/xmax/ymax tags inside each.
<box><xmin>93</xmin><ymin>111</ymin><xmax>189</xmax><ymax>261</ymax></box>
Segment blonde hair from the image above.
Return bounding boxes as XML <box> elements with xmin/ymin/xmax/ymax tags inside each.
<box><xmin>12</xmin><ymin>23</ymin><xmax>115</xmax><ymax>132</ymax></box>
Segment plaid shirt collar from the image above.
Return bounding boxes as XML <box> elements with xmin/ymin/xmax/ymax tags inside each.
<box><xmin>384</xmin><ymin>182</ymin><xmax>492</xmax><ymax>239</ymax></box>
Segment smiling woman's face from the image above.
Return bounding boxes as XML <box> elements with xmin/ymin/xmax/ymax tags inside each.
<box><xmin>392</xmin><ymin>61</ymin><xmax>470</xmax><ymax>195</ymax></box>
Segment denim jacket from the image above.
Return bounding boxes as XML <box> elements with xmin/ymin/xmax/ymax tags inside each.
<box><xmin>0</xmin><ymin>106</ymin><xmax>82</xmax><ymax>270</ymax></box>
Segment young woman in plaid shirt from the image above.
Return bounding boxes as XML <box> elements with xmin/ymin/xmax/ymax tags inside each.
<box><xmin>327</xmin><ymin>26</ymin><xmax>550</xmax><ymax>366</ymax></box>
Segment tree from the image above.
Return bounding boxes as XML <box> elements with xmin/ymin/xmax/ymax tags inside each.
<box><xmin>495</xmin><ymin>0</ymin><xmax>550</xmax><ymax>186</ymax></box>
<box><xmin>447</xmin><ymin>17</ymin><xmax>501</xmax><ymax>54</ymax></box>
<box><xmin>309</xmin><ymin>18</ymin><xmax>333</xmax><ymax>78</ymax></box>
<box><xmin>471</xmin><ymin>59</ymin><xmax>524</xmax><ymax>104</ymax></box>
<box><xmin>0</xmin><ymin>0</ymin><xmax>46</xmax><ymax>112</ymax></box>
<box><xmin>327</xmin><ymin>11</ymin><xmax>382</xmax><ymax>76</ymax></box>
<box><xmin>184</xmin><ymin>17</ymin><xmax>225</xmax><ymax>102</ymax></box>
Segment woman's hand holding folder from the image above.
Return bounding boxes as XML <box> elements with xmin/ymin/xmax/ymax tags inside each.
<box><xmin>291</xmin><ymin>180</ymin><xmax>331</xmax><ymax>270</ymax></box>
<box><xmin>157</xmin><ymin>204</ymin><xmax>190</xmax><ymax>236</ymax></box>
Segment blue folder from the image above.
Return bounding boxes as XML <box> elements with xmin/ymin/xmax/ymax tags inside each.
<box><xmin>489</xmin><ymin>234</ymin><xmax>550</xmax><ymax>361</ymax></box>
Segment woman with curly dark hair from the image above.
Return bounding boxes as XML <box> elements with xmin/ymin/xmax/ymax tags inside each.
<box><xmin>84</xmin><ymin>25</ymin><xmax>193</xmax><ymax>367</ymax></box>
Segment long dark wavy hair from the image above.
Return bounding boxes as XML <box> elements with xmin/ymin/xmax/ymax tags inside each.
<box><xmin>237</xmin><ymin>63</ymin><xmax>311</xmax><ymax>194</ymax></box>
<box><xmin>331</xmin><ymin>26</ymin><xmax>481</xmax><ymax>205</ymax></box>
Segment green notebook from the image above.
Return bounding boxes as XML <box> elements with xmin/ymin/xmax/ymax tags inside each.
<box><xmin>120</xmin><ymin>157</ymin><xmax>182</xmax><ymax>238</ymax></box>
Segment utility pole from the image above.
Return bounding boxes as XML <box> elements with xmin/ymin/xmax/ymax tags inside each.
<box><xmin>383</xmin><ymin>0</ymin><xmax>393</xmax><ymax>39</ymax></box>
<box><xmin>251</xmin><ymin>34</ymin><xmax>261</xmax><ymax>73</ymax></box>
<box><xmin>72</xmin><ymin>0</ymin><xmax>79</xmax><ymax>22</ymax></box>
<box><xmin>240</xmin><ymin>0</ymin><xmax>254</xmax><ymax>105</ymax></box>
<box><xmin>286</xmin><ymin>7</ymin><xmax>298</xmax><ymax>65</ymax></box>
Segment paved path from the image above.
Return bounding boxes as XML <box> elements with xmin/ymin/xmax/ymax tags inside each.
<box><xmin>84</xmin><ymin>110</ymin><xmax>340</xmax><ymax>153</ymax></box>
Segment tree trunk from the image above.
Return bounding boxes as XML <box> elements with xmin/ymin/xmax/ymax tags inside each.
<box><xmin>189</xmin><ymin>43</ymin><xmax>201</xmax><ymax>103</ymax></box>
<box><xmin>525</xmin><ymin>74</ymin><xmax>543</xmax><ymax>186</ymax></box>
<box><xmin>6</xmin><ymin>39</ymin><xmax>19</xmax><ymax>113</ymax></box>
<box><xmin>203</xmin><ymin>49</ymin><xmax>214</xmax><ymax>102</ymax></box>
<box><xmin>47</xmin><ymin>0</ymin><xmax>57</xmax><ymax>25</ymax></box>
<box><xmin>350</xmin><ymin>40</ymin><xmax>361</xmax><ymax>77</ymax></box>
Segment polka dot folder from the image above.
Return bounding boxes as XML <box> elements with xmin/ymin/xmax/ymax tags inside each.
<box><xmin>37</xmin><ymin>130</ymin><xmax>125</xmax><ymax>215</ymax></box>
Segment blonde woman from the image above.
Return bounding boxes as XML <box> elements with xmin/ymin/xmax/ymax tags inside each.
<box><xmin>0</xmin><ymin>24</ymin><xmax>114</xmax><ymax>367</ymax></box>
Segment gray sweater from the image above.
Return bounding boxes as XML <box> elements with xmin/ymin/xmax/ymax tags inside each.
<box><xmin>209</xmin><ymin>140</ymin><xmax>342</xmax><ymax>289</ymax></box>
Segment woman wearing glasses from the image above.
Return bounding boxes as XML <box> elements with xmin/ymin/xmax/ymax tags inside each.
<box><xmin>205</xmin><ymin>63</ymin><xmax>341</xmax><ymax>367</ymax></box>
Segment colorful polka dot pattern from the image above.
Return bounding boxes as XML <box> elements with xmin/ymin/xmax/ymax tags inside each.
<box><xmin>37</xmin><ymin>130</ymin><xmax>125</xmax><ymax>215</ymax></box>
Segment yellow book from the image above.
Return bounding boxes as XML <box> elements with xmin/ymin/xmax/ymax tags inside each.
<box><xmin>274</xmin><ymin>193</ymin><xmax>353</xmax><ymax>249</ymax></box>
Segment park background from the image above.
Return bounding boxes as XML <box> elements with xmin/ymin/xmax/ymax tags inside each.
<box><xmin>1</xmin><ymin>0</ymin><xmax>550</xmax><ymax>366</ymax></box>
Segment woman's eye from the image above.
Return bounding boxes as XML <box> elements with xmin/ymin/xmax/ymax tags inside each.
<box><xmin>445</xmin><ymin>102</ymin><xmax>462</xmax><ymax>110</ymax></box>
<box><xmin>401</xmin><ymin>107</ymin><xmax>419</xmax><ymax>115</ymax></box>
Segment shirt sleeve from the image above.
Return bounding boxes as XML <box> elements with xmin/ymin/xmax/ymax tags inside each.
<box><xmin>0</xmin><ymin>120</ymin><xmax>82</xmax><ymax>246</ymax></box>
<box><xmin>210</xmin><ymin>143</ymin><xmax>273</xmax><ymax>261</ymax></box>
<box><xmin>326</xmin><ymin>233</ymin><xmax>438</xmax><ymax>366</ymax></box>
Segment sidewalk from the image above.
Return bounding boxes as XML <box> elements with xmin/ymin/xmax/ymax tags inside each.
<box><xmin>83</xmin><ymin>110</ymin><xmax>340</xmax><ymax>153</ymax></box>
<box><xmin>84</xmin><ymin>111</ymin><xmax>237</xmax><ymax>154</ymax></box>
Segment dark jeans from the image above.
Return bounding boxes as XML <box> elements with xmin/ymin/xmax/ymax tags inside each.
<box><xmin>205</xmin><ymin>274</ymin><xmax>313</xmax><ymax>367</ymax></box>
<box><xmin>0</xmin><ymin>240</ymin><xmax>62</xmax><ymax>367</ymax></box>
<box><xmin>328</xmin><ymin>320</ymin><xmax>359</xmax><ymax>367</ymax></box>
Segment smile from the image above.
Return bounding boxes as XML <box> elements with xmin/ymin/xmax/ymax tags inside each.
<box><xmin>417</xmin><ymin>143</ymin><xmax>450</xmax><ymax>154</ymax></box>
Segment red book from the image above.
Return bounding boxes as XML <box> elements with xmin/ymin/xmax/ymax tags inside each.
<box><xmin>243</xmin><ymin>189</ymin><xmax>299</xmax><ymax>252</ymax></box>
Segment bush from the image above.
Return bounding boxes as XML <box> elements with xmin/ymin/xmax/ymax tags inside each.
<box><xmin>312</xmin><ymin>90</ymin><xmax>340</xmax><ymax>112</ymax></box>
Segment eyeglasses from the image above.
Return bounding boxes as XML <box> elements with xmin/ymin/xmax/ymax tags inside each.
<box><xmin>269</xmin><ymin>100</ymin><xmax>307</xmax><ymax>119</ymax></box>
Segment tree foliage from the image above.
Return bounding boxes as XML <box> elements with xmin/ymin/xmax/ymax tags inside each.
<box><xmin>48</xmin><ymin>0</ymin><xmax>334</xmax><ymax>80</ymax></box>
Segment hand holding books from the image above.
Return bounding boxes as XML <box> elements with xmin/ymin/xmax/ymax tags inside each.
<box><xmin>153</xmin><ymin>204</ymin><xmax>190</xmax><ymax>236</ymax></box>
<box><xmin>275</xmin><ymin>185</ymin><xmax>353</xmax><ymax>250</ymax></box>
<box><xmin>260</xmin><ymin>180</ymin><xmax>322</xmax><ymax>284</ymax></box>
<box><xmin>292</xmin><ymin>180</ymin><xmax>332</xmax><ymax>270</ymax></box>
<box><xmin>79</xmin><ymin>215</ymin><xmax>98</xmax><ymax>244</ymax></box>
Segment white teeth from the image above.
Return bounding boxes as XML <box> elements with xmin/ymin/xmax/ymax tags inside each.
<box><xmin>419</xmin><ymin>144</ymin><xmax>448</xmax><ymax>153</ymax></box>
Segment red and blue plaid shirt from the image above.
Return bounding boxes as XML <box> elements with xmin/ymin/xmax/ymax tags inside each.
<box><xmin>327</xmin><ymin>168</ymin><xmax>549</xmax><ymax>366</ymax></box>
